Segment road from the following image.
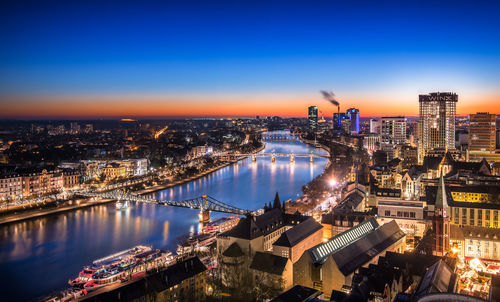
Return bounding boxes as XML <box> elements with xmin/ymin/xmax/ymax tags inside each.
<box><xmin>0</xmin><ymin>198</ymin><xmax>115</xmax><ymax>226</ymax></box>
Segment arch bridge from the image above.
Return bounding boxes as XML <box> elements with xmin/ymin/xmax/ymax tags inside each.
<box><xmin>261</xmin><ymin>133</ymin><xmax>300</xmax><ymax>142</ymax></box>
<box><xmin>79</xmin><ymin>190</ymin><xmax>251</xmax><ymax>223</ymax></box>
<box><xmin>237</xmin><ymin>153</ymin><xmax>328</xmax><ymax>163</ymax></box>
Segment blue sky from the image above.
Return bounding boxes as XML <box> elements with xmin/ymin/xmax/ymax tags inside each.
<box><xmin>1</xmin><ymin>0</ymin><xmax>499</xmax><ymax>117</ymax></box>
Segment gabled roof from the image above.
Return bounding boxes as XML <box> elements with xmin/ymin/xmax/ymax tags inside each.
<box><xmin>408</xmin><ymin>165</ymin><xmax>425</xmax><ymax>179</ymax></box>
<box><xmin>334</xmin><ymin>191</ymin><xmax>364</xmax><ymax>213</ymax></box>
<box><xmin>440</xmin><ymin>152</ymin><xmax>455</xmax><ymax>166</ymax></box>
<box><xmin>381</xmin><ymin>251</ymin><xmax>440</xmax><ymax>278</ymax></box>
<box><xmin>270</xmin><ymin>285</ymin><xmax>320</xmax><ymax>302</ymax></box>
<box><xmin>250</xmin><ymin>252</ymin><xmax>288</xmax><ymax>275</ymax></box>
<box><xmin>423</xmin><ymin>156</ymin><xmax>443</xmax><ymax>171</ymax></box>
<box><xmin>425</xmin><ymin>186</ymin><xmax>500</xmax><ymax>210</ymax></box>
<box><xmin>307</xmin><ymin>219</ymin><xmax>379</xmax><ymax>265</ymax></box>
<box><xmin>273</xmin><ymin>217</ymin><xmax>323</xmax><ymax>247</ymax></box>
<box><xmin>222</xmin><ymin>242</ymin><xmax>244</xmax><ymax>257</ymax></box>
<box><xmin>451</xmin><ymin>225</ymin><xmax>500</xmax><ymax>241</ymax></box>
<box><xmin>451</xmin><ymin>159</ymin><xmax>490</xmax><ymax>174</ymax></box>
<box><xmin>415</xmin><ymin>260</ymin><xmax>456</xmax><ymax>297</ymax></box>
<box><xmin>220</xmin><ymin>208</ymin><xmax>285</xmax><ymax>240</ymax></box>
<box><xmin>220</xmin><ymin>208</ymin><xmax>312</xmax><ymax>241</ymax></box>
<box><xmin>331</xmin><ymin>220</ymin><xmax>405</xmax><ymax>276</ymax></box>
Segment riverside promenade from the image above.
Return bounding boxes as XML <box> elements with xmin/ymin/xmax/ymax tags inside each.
<box><xmin>0</xmin><ymin>198</ymin><xmax>115</xmax><ymax>226</ymax></box>
<box><xmin>0</xmin><ymin>144</ymin><xmax>266</xmax><ymax>225</ymax></box>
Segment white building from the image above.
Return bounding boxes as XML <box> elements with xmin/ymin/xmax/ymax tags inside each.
<box><xmin>363</xmin><ymin>133</ymin><xmax>381</xmax><ymax>152</ymax></box>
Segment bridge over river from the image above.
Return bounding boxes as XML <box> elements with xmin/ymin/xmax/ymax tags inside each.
<box><xmin>0</xmin><ymin>130</ymin><xmax>329</xmax><ymax>301</ymax></box>
<box><xmin>81</xmin><ymin>190</ymin><xmax>252</xmax><ymax>223</ymax></box>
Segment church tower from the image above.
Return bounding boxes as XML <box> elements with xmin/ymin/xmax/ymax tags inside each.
<box><xmin>432</xmin><ymin>172</ymin><xmax>450</xmax><ymax>256</ymax></box>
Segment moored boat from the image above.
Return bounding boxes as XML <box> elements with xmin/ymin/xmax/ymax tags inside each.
<box><xmin>70</xmin><ymin>245</ymin><xmax>173</xmax><ymax>291</ymax></box>
<box><xmin>201</xmin><ymin>215</ymin><xmax>240</xmax><ymax>234</ymax></box>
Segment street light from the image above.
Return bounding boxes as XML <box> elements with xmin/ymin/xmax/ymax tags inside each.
<box><xmin>329</xmin><ymin>179</ymin><xmax>337</xmax><ymax>187</ymax></box>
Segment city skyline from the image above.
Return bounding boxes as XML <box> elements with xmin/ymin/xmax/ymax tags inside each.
<box><xmin>1</xmin><ymin>0</ymin><xmax>500</xmax><ymax>118</ymax></box>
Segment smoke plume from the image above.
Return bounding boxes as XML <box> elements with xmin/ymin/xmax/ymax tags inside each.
<box><xmin>320</xmin><ymin>90</ymin><xmax>340</xmax><ymax>107</ymax></box>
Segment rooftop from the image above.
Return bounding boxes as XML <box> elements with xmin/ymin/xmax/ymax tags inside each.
<box><xmin>308</xmin><ymin>218</ymin><xmax>379</xmax><ymax>265</ymax></box>
<box><xmin>250</xmin><ymin>252</ymin><xmax>289</xmax><ymax>275</ymax></box>
<box><xmin>222</xmin><ymin>242</ymin><xmax>244</xmax><ymax>258</ymax></box>
<box><xmin>331</xmin><ymin>220</ymin><xmax>406</xmax><ymax>276</ymax></box>
<box><xmin>273</xmin><ymin>217</ymin><xmax>323</xmax><ymax>248</ymax></box>
<box><xmin>333</xmin><ymin>191</ymin><xmax>365</xmax><ymax>213</ymax></box>
<box><xmin>219</xmin><ymin>208</ymin><xmax>309</xmax><ymax>240</ymax></box>
<box><xmin>270</xmin><ymin>285</ymin><xmax>321</xmax><ymax>302</ymax></box>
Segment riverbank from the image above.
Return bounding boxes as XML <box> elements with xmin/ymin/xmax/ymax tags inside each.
<box><xmin>285</xmin><ymin>135</ymin><xmax>333</xmax><ymax>214</ymax></box>
<box><xmin>135</xmin><ymin>142</ymin><xmax>266</xmax><ymax>195</ymax></box>
<box><xmin>0</xmin><ymin>198</ymin><xmax>115</xmax><ymax>226</ymax></box>
<box><xmin>0</xmin><ymin>143</ymin><xmax>266</xmax><ymax>224</ymax></box>
<box><xmin>299</xmin><ymin>136</ymin><xmax>331</xmax><ymax>154</ymax></box>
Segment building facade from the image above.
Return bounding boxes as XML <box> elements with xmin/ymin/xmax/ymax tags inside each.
<box><xmin>308</xmin><ymin>106</ymin><xmax>318</xmax><ymax>131</ymax></box>
<box><xmin>418</xmin><ymin>92</ymin><xmax>458</xmax><ymax>163</ymax></box>
<box><xmin>294</xmin><ymin>219</ymin><xmax>406</xmax><ymax>299</ymax></box>
<box><xmin>0</xmin><ymin>168</ymin><xmax>80</xmax><ymax>200</ymax></box>
<box><xmin>363</xmin><ymin>133</ymin><xmax>381</xmax><ymax>152</ymax></box>
<box><xmin>0</xmin><ymin>174</ymin><xmax>23</xmax><ymax>200</ymax></box>
<box><xmin>469</xmin><ymin>112</ymin><xmax>496</xmax><ymax>153</ymax></box>
<box><xmin>381</xmin><ymin>116</ymin><xmax>406</xmax><ymax>145</ymax></box>
<box><xmin>346</xmin><ymin>108</ymin><xmax>360</xmax><ymax>134</ymax></box>
<box><xmin>370</xmin><ymin>118</ymin><xmax>381</xmax><ymax>134</ymax></box>
<box><xmin>333</xmin><ymin>112</ymin><xmax>347</xmax><ymax>133</ymax></box>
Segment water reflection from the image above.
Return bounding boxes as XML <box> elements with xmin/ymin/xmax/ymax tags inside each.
<box><xmin>0</xmin><ymin>131</ymin><xmax>328</xmax><ymax>301</ymax></box>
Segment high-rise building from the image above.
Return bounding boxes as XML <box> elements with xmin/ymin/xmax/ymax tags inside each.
<box><xmin>341</xmin><ymin>118</ymin><xmax>351</xmax><ymax>134</ymax></box>
<box><xmin>333</xmin><ymin>112</ymin><xmax>347</xmax><ymax>132</ymax></box>
<box><xmin>346</xmin><ymin>108</ymin><xmax>360</xmax><ymax>134</ymax></box>
<box><xmin>381</xmin><ymin>116</ymin><xmax>406</xmax><ymax>145</ymax></box>
<box><xmin>370</xmin><ymin>119</ymin><xmax>381</xmax><ymax>134</ymax></box>
<box><xmin>379</xmin><ymin>116</ymin><xmax>406</xmax><ymax>160</ymax></box>
<box><xmin>418</xmin><ymin>92</ymin><xmax>457</xmax><ymax>163</ymax></box>
<box><xmin>469</xmin><ymin>112</ymin><xmax>496</xmax><ymax>153</ymax></box>
<box><xmin>308</xmin><ymin>106</ymin><xmax>318</xmax><ymax>131</ymax></box>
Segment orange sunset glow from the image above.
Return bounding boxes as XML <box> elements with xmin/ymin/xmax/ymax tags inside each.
<box><xmin>1</xmin><ymin>93</ymin><xmax>499</xmax><ymax>118</ymax></box>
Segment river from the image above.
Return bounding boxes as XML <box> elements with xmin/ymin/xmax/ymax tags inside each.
<box><xmin>0</xmin><ymin>131</ymin><xmax>328</xmax><ymax>301</ymax></box>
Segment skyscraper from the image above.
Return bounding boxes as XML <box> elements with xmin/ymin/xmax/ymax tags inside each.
<box><xmin>381</xmin><ymin>116</ymin><xmax>406</xmax><ymax>145</ymax></box>
<box><xmin>346</xmin><ymin>108</ymin><xmax>360</xmax><ymax>134</ymax></box>
<box><xmin>341</xmin><ymin>118</ymin><xmax>351</xmax><ymax>134</ymax></box>
<box><xmin>308</xmin><ymin>106</ymin><xmax>318</xmax><ymax>131</ymax></box>
<box><xmin>418</xmin><ymin>92</ymin><xmax>457</xmax><ymax>163</ymax></box>
<box><xmin>333</xmin><ymin>112</ymin><xmax>347</xmax><ymax>132</ymax></box>
<box><xmin>469</xmin><ymin>112</ymin><xmax>496</xmax><ymax>153</ymax></box>
<box><xmin>380</xmin><ymin>116</ymin><xmax>406</xmax><ymax>159</ymax></box>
